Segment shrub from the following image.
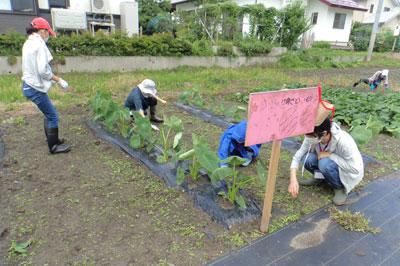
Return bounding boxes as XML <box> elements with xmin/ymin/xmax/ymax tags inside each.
<box><xmin>191</xmin><ymin>39</ymin><xmax>214</xmax><ymax>56</ymax></box>
<box><xmin>216</xmin><ymin>41</ymin><xmax>235</xmax><ymax>56</ymax></box>
<box><xmin>312</xmin><ymin>41</ymin><xmax>331</xmax><ymax>49</ymax></box>
<box><xmin>350</xmin><ymin>22</ymin><xmax>371</xmax><ymax>51</ymax></box>
<box><xmin>235</xmin><ymin>38</ymin><xmax>272</xmax><ymax>56</ymax></box>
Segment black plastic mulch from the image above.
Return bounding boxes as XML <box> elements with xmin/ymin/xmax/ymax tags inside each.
<box><xmin>87</xmin><ymin>119</ymin><xmax>261</xmax><ymax>229</ymax></box>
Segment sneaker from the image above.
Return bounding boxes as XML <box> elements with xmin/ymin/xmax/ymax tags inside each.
<box><xmin>298</xmin><ymin>178</ymin><xmax>322</xmax><ymax>186</ymax></box>
<box><xmin>353</xmin><ymin>82</ymin><xmax>359</xmax><ymax>88</ymax></box>
<box><xmin>333</xmin><ymin>188</ymin><xmax>347</xmax><ymax>205</ymax></box>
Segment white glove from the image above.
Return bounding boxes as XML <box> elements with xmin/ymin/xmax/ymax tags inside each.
<box><xmin>58</xmin><ymin>79</ymin><xmax>69</xmax><ymax>89</ymax></box>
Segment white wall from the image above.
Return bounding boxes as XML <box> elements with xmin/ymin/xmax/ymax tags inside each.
<box><xmin>69</xmin><ymin>0</ymin><xmax>135</xmax><ymax>15</ymax></box>
<box><xmin>306</xmin><ymin>0</ymin><xmax>353</xmax><ymax>43</ymax></box>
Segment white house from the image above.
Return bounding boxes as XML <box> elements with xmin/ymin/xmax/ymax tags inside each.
<box><xmin>354</xmin><ymin>0</ymin><xmax>400</xmax><ymax>32</ymax></box>
<box><xmin>0</xmin><ymin>0</ymin><xmax>139</xmax><ymax>36</ymax></box>
<box><xmin>171</xmin><ymin>0</ymin><xmax>368</xmax><ymax>46</ymax></box>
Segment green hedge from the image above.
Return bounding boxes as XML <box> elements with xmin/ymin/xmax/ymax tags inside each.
<box><xmin>0</xmin><ymin>31</ymin><xmax>273</xmax><ymax>57</ymax></box>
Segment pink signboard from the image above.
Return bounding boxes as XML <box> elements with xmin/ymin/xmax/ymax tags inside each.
<box><xmin>245</xmin><ymin>87</ymin><xmax>320</xmax><ymax>146</ymax></box>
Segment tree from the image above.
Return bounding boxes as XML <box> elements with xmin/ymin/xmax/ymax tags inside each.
<box><xmin>138</xmin><ymin>0</ymin><xmax>172</xmax><ymax>34</ymax></box>
<box><xmin>278</xmin><ymin>1</ymin><xmax>310</xmax><ymax>49</ymax></box>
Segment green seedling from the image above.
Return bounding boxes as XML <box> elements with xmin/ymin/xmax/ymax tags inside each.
<box><xmin>89</xmin><ymin>91</ymin><xmax>131</xmax><ymax>137</ymax></box>
<box><xmin>210</xmin><ymin>156</ymin><xmax>254</xmax><ymax>209</ymax></box>
<box><xmin>130</xmin><ymin>112</ymin><xmax>156</xmax><ymax>152</ymax></box>
<box><xmin>178</xmin><ymin>88</ymin><xmax>205</xmax><ymax>107</ymax></box>
<box><xmin>157</xmin><ymin>116</ymin><xmax>184</xmax><ymax>163</ymax></box>
<box><xmin>8</xmin><ymin>239</ymin><xmax>32</xmax><ymax>257</ymax></box>
<box><xmin>176</xmin><ymin>134</ymin><xmax>216</xmax><ymax>185</ymax></box>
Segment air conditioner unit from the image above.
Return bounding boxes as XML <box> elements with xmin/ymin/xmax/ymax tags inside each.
<box><xmin>91</xmin><ymin>0</ymin><xmax>110</xmax><ymax>14</ymax></box>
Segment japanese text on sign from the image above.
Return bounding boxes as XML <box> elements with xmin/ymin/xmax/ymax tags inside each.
<box><xmin>245</xmin><ymin>87</ymin><xmax>319</xmax><ymax>146</ymax></box>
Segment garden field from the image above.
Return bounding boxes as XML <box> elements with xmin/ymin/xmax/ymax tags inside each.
<box><xmin>1</xmin><ymin>63</ymin><xmax>400</xmax><ymax>265</ymax></box>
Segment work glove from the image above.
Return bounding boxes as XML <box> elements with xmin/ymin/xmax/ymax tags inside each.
<box><xmin>58</xmin><ymin>79</ymin><xmax>69</xmax><ymax>89</ymax></box>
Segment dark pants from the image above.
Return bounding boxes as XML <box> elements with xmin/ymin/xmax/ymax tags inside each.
<box><xmin>22</xmin><ymin>83</ymin><xmax>59</xmax><ymax>128</ymax></box>
<box><xmin>304</xmin><ymin>153</ymin><xmax>344</xmax><ymax>189</ymax></box>
<box><xmin>124</xmin><ymin>94</ymin><xmax>157</xmax><ymax>113</ymax></box>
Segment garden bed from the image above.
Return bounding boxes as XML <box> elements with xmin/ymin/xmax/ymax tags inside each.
<box><xmin>87</xmin><ymin>119</ymin><xmax>261</xmax><ymax>229</ymax></box>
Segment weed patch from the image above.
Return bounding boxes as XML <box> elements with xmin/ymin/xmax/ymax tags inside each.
<box><xmin>329</xmin><ymin>207</ymin><xmax>380</xmax><ymax>234</ymax></box>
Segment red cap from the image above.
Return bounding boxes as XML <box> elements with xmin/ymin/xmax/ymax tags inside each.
<box><xmin>31</xmin><ymin>17</ymin><xmax>56</xmax><ymax>37</ymax></box>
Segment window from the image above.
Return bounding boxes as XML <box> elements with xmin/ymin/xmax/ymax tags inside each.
<box><xmin>333</xmin><ymin>13</ymin><xmax>346</xmax><ymax>29</ymax></box>
<box><xmin>369</xmin><ymin>4</ymin><xmax>374</xmax><ymax>13</ymax></box>
<box><xmin>11</xmin><ymin>0</ymin><xmax>35</xmax><ymax>12</ymax></box>
<box><xmin>0</xmin><ymin>1</ymin><xmax>12</xmax><ymax>11</ymax></box>
<box><xmin>311</xmin><ymin>12</ymin><xmax>318</xmax><ymax>25</ymax></box>
<box><xmin>0</xmin><ymin>0</ymin><xmax>35</xmax><ymax>13</ymax></box>
<box><xmin>49</xmin><ymin>0</ymin><xmax>67</xmax><ymax>8</ymax></box>
<box><xmin>384</xmin><ymin>7</ymin><xmax>391</xmax><ymax>12</ymax></box>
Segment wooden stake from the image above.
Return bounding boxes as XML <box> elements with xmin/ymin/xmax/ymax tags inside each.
<box><xmin>260</xmin><ymin>140</ymin><xmax>282</xmax><ymax>233</ymax></box>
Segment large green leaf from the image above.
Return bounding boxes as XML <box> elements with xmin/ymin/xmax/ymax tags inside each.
<box><xmin>210</xmin><ymin>167</ymin><xmax>234</xmax><ymax>186</ymax></box>
<box><xmin>351</xmin><ymin>126</ymin><xmax>373</xmax><ymax>145</ymax></box>
<box><xmin>164</xmin><ymin>115</ymin><xmax>184</xmax><ymax>132</ymax></box>
<box><xmin>366</xmin><ymin>116</ymin><xmax>385</xmax><ymax>136</ymax></box>
<box><xmin>195</xmin><ymin>142</ymin><xmax>219</xmax><ymax>174</ymax></box>
<box><xmin>221</xmin><ymin>156</ymin><xmax>247</xmax><ymax>167</ymax></box>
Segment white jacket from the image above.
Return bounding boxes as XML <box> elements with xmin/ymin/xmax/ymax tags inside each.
<box><xmin>290</xmin><ymin>122</ymin><xmax>364</xmax><ymax>193</ymax></box>
<box><xmin>22</xmin><ymin>33</ymin><xmax>54</xmax><ymax>93</ymax></box>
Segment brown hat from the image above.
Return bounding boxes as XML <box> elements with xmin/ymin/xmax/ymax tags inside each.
<box><xmin>315</xmin><ymin>100</ymin><xmax>334</xmax><ymax>126</ymax></box>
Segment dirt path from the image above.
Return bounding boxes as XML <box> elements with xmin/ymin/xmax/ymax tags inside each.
<box><xmin>0</xmin><ymin>106</ymin><xmax>252</xmax><ymax>265</ymax></box>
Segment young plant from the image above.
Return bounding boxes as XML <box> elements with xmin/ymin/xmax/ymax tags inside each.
<box><xmin>210</xmin><ymin>156</ymin><xmax>254</xmax><ymax>209</ymax></box>
<box><xmin>129</xmin><ymin>112</ymin><xmax>156</xmax><ymax>152</ymax></box>
<box><xmin>178</xmin><ymin>88</ymin><xmax>205</xmax><ymax>107</ymax></box>
<box><xmin>89</xmin><ymin>91</ymin><xmax>132</xmax><ymax>137</ymax></box>
<box><xmin>8</xmin><ymin>239</ymin><xmax>32</xmax><ymax>257</ymax></box>
<box><xmin>157</xmin><ymin>115</ymin><xmax>184</xmax><ymax>163</ymax></box>
<box><xmin>176</xmin><ymin>134</ymin><xmax>219</xmax><ymax>185</ymax></box>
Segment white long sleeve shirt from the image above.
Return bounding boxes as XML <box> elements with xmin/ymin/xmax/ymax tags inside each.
<box><xmin>22</xmin><ymin>33</ymin><xmax>54</xmax><ymax>93</ymax></box>
<box><xmin>290</xmin><ymin>123</ymin><xmax>364</xmax><ymax>194</ymax></box>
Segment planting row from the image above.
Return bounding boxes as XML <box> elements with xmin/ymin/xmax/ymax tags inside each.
<box><xmin>179</xmin><ymin>86</ymin><xmax>400</xmax><ymax>145</ymax></box>
<box><xmin>89</xmin><ymin>90</ymin><xmax>337</xmax><ymax>230</ymax></box>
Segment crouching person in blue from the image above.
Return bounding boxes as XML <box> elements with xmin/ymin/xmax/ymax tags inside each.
<box><xmin>124</xmin><ymin>79</ymin><xmax>167</xmax><ymax>123</ymax></box>
<box><xmin>288</xmin><ymin>118</ymin><xmax>364</xmax><ymax>205</ymax></box>
<box><xmin>218</xmin><ymin>120</ymin><xmax>261</xmax><ymax>167</ymax></box>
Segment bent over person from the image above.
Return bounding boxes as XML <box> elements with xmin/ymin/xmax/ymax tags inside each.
<box><xmin>124</xmin><ymin>79</ymin><xmax>166</xmax><ymax>123</ymax></box>
<box><xmin>353</xmin><ymin>69</ymin><xmax>389</xmax><ymax>91</ymax></box>
<box><xmin>22</xmin><ymin>17</ymin><xmax>71</xmax><ymax>154</ymax></box>
<box><xmin>288</xmin><ymin>118</ymin><xmax>364</xmax><ymax>205</ymax></box>
<box><xmin>218</xmin><ymin>120</ymin><xmax>261</xmax><ymax>167</ymax></box>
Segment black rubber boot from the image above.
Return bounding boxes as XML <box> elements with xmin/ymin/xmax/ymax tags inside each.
<box><xmin>150</xmin><ymin>106</ymin><xmax>164</xmax><ymax>123</ymax></box>
<box><xmin>44</xmin><ymin>118</ymin><xmax>64</xmax><ymax>144</ymax></box>
<box><xmin>47</xmin><ymin>128</ymin><xmax>71</xmax><ymax>154</ymax></box>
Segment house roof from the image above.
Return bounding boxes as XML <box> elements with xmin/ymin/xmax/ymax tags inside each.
<box><xmin>171</xmin><ymin>0</ymin><xmax>190</xmax><ymax>4</ymax></box>
<box><xmin>319</xmin><ymin>0</ymin><xmax>368</xmax><ymax>11</ymax></box>
<box><xmin>363</xmin><ymin>9</ymin><xmax>400</xmax><ymax>23</ymax></box>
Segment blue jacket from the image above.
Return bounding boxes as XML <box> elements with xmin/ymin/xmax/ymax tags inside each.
<box><xmin>218</xmin><ymin>120</ymin><xmax>261</xmax><ymax>162</ymax></box>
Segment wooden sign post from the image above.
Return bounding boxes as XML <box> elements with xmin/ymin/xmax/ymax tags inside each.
<box><xmin>245</xmin><ymin>87</ymin><xmax>320</xmax><ymax>233</ymax></box>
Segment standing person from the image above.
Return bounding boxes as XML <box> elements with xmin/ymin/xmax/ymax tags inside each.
<box><xmin>22</xmin><ymin>17</ymin><xmax>71</xmax><ymax>154</ymax></box>
<box><xmin>353</xmin><ymin>69</ymin><xmax>389</xmax><ymax>91</ymax></box>
<box><xmin>124</xmin><ymin>79</ymin><xmax>167</xmax><ymax>123</ymax></box>
<box><xmin>288</xmin><ymin>118</ymin><xmax>364</xmax><ymax>205</ymax></box>
<box><xmin>218</xmin><ymin>120</ymin><xmax>261</xmax><ymax>167</ymax></box>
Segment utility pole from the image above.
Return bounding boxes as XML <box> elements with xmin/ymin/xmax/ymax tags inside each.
<box><xmin>367</xmin><ymin>0</ymin><xmax>384</xmax><ymax>61</ymax></box>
